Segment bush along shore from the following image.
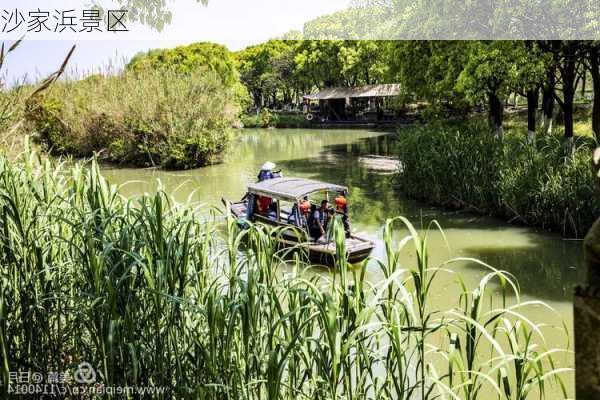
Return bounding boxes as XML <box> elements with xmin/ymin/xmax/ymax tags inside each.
<box><xmin>24</xmin><ymin>68</ymin><xmax>239</xmax><ymax>170</ymax></box>
<box><xmin>396</xmin><ymin>120</ymin><xmax>599</xmax><ymax>238</ymax></box>
<box><xmin>0</xmin><ymin>148</ymin><xmax>570</xmax><ymax>399</ymax></box>
<box><xmin>241</xmin><ymin>109</ymin><xmax>313</xmax><ymax>128</ymax></box>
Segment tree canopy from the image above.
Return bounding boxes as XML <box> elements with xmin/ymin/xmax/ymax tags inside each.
<box><xmin>127</xmin><ymin>42</ymin><xmax>238</xmax><ymax>87</ymax></box>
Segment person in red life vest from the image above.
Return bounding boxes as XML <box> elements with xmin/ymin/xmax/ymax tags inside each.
<box><xmin>288</xmin><ymin>199</ymin><xmax>311</xmax><ymax>227</ymax></box>
<box><xmin>257</xmin><ymin>195</ymin><xmax>272</xmax><ymax>215</ymax></box>
<box><xmin>334</xmin><ymin>195</ymin><xmax>351</xmax><ymax>238</ymax></box>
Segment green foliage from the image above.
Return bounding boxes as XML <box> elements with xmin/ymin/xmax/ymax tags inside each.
<box><xmin>235</xmin><ymin>40</ymin><xmax>304</xmax><ymax>108</ymax></box>
<box><xmin>24</xmin><ymin>68</ymin><xmax>237</xmax><ymax>170</ymax></box>
<box><xmin>235</xmin><ymin>40</ymin><xmax>391</xmax><ymax>109</ymax></box>
<box><xmin>0</xmin><ymin>149</ymin><xmax>570</xmax><ymax>399</ymax></box>
<box><xmin>315</xmin><ymin>0</ymin><xmax>599</xmax><ymax>39</ymax></box>
<box><xmin>127</xmin><ymin>42</ymin><xmax>239</xmax><ymax>87</ymax></box>
<box><xmin>456</xmin><ymin>41</ymin><xmax>549</xmax><ymax>103</ymax></box>
<box><xmin>387</xmin><ymin>41</ymin><xmax>473</xmax><ymax>113</ymax></box>
<box><xmin>396</xmin><ymin>120</ymin><xmax>599</xmax><ymax>237</ymax></box>
<box><xmin>241</xmin><ymin>111</ymin><xmax>311</xmax><ymax>128</ymax></box>
<box><xmin>241</xmin><ymin>109</ymin><xmax>278</xmax><ymax>128</ymax></box>
<box><xmin>294</xmin><ymin>40</ymin><xmax>389</xmax><ymax>88</ymax></box>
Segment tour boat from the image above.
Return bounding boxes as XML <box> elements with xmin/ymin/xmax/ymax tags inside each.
<box><xmin>222</xmin><ymin>177</ymin><xmax>375</xmax><ymax>265</ymax></box>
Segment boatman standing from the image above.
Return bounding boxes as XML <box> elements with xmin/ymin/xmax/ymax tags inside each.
<box><xmin>257</xmin><ymin>161</ymin><xmax>282</xmax><ymax>182</ymax></box>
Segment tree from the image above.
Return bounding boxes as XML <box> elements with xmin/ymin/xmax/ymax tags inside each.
<box><xmin>540</xmin><ymin>41</ymin><xmax>587</xmax><ymax>154</ymax></box>
<box><xmin>235</xmin><ymin>40</ymin><xmax>299</xmax><ymax>110</ymax></box>
<box><xmin>512</xmin><ymin>42</ymin><xmax>550</xmax><ymax>142</ymax></box>
<box><xmin>387</xmin><ymin>41</ymin><xmax>472</xmax><ymax>113</ymax></box>
<box><xmin>541</xmin><ymin>63</ymin><xmax>556</xmax><ymax>135</ymax></box>
<box><xmin>294</xmin><ymin>41</ymin><xmax>347</xmax><ymax>89</ymax></box>
<box><xmin>586</xmin><ymin>42</ymin><xmax>600</xmax><ymax>143</ymax></box>
<box><xmin>457</xmin><ymin>41</ymin><xmax>521</xmax><ymax>139</ymax></box>
<box><xmin>127</xmin><ymin>42</ymin><xmax>238</xmax><ymax>87</ymax></box>
<box><xmin>346</xmin><ymin>0</ymin><xmax>600</xmax><ymax>39</ymax></box>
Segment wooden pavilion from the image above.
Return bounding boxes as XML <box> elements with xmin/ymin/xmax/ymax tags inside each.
<box><xmin>302</xmin><ymin>83</ymin><xmax>402</xmax><ymax>123</ymax></box>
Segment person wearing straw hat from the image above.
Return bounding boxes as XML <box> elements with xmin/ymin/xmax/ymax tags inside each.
<box><xmin>257</xmin><ymin>161</ymin><xmax>281</xmax><ymax>182</ymax></box>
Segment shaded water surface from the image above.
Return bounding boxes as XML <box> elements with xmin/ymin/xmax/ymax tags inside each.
<box><xmin>103</xmin><ymin>128</ymin><xmax>582</xmax><ymax>394</ymax></box>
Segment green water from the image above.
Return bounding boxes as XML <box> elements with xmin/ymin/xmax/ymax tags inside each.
<box><xmin>102</xmin><ymin>128</ymin><xmax>581</xmax><ymax>395</ymax></box>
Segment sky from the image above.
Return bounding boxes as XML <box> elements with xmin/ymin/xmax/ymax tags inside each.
<box><xmin>1</xmin><ymin>0</ymin><xmax>350</xmax><ymax>84</ymax></box>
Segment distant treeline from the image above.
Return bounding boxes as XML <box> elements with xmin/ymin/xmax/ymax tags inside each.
<box><xmin>20</xmin><ymin>40</ymin><xmax>600</xmax><ymax>169</ymax></box>
<box><xmin>127</xmin><ymin>40</ymin><xmax>600</xmax><ymax>144</ymax></box>
<box><xmin>231</xmin><ymin>40</ymin><xmax>600</xmax><ymax>145</ymax></box>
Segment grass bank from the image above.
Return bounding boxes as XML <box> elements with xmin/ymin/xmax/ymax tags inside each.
<box><xmin>24</xmin><ymin>68</ymin><xmax>239</xmax><ymax>170</ymax></box>
<box><xmin>396</xmin><ymin>120</ymin><xmax>599</xmax><ymax>237</ymax></box>
<box><xmin>0</xmin><ymin>148</ymin><xmax>570</xmax><ymax>399</ymax></box>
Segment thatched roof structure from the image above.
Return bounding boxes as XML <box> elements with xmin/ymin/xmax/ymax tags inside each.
<box><xmin>303</xmin><ymin>84</ymin><xmax>401</xmax><ymax>101</ymax></box>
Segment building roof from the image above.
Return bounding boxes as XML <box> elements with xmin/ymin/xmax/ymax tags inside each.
<box><xmin>247</xmin><ymin>177</ymin><xmax>347</xmax><ymax>201</ymax></box>
<box><xmin>303</xmin><ymin>84</ymin><xmax>401</xmax><ymax>101</ymax></box>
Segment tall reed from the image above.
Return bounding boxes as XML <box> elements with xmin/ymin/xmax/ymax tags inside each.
<box><xmin>0</xmin><ymin>147</ymin><xmax>571</xmax><ymax>398</ymax></box>
<box><xmin>396</xmin><ymin>120</ymin><xmax>599</xmax><ymax>238</ymax></box>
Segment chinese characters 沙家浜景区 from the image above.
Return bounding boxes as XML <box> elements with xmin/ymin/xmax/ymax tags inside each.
<box><xmin>0</xmin><ymin>9</ymin><xmax>128</xmax><ymax>34</ymax></box>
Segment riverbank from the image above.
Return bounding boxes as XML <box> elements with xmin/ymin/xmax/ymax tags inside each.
<box><xmin>241</xmin><ymin>110</ymin><xmax>415</xmax><ymax>130</ymax></box>
<box><xmin>395</xmin><ymin>119</ymin><xmax>598</xmax><ymax>238</ymax></box>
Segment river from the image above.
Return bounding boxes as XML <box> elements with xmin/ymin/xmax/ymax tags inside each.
<box><xmin>102</xmin><ymin>128</ymin><xmax>582</xmax><ymax>397</ymax></box>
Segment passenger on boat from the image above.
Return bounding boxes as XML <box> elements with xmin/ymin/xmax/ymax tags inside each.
<box><xmin>335</xmin><ymin>195</ymin><xmax>351</xmax><ymax>238</ymax></box>
<box><xmin>288</xmin><ymin>200</ymin><xmax>310</xmax><ymax>227</ymax></box>
<box><xmin>257</xmin><ymin>161</ymin><xmax>282</xmax><ymax>182</ymax></box>
<box><xmin>267</xmin><ymin>201</ymin><xmax>278</xmax><ymax>220</ymax></box>
<box><xmin>308</xmin><ymin>200</ymin><xmax>329</xmax><ymax>241</ymax></box>
<box><xmin>256</xmin><ymin>195</ymin><xmax>272</xmax><ymax>215</ymax></box>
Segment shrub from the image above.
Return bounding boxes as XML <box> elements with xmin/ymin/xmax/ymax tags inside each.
<box><xmin>241</xmin><ymin>108</ymin><xmax>279</xmax><ymax>128</ymax></box>
<box><xmin>24</xmin><ymin>68</ymin><xmax>238</xmax><ymax>169</ymax></box>
<box><xmin>127</xmin><ymin>42</ymin><xmax>239</xmax><ymax>87</ymax></box>
<box><xmin>241</xmin><ymin>110</ymin><xmax>312</xmax><ymax>128</ymax></box>
<box><xmin>396</xmin><ymin>120</ymin><xmax>599</xmax><ymax>237</ymax></box>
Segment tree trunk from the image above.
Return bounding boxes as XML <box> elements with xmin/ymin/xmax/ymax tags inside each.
<box><xmin>562</xmin><ymin>76</ymin><xmax>575</xmax><ymax>155</ymax></box>
<box><xmin>488</xmin><ymin>91</ymin><xmax>504</xmax><ymax>140</ymax></box>
<box><xmin>542</xmin><ymin>70</ymin><xmax>555</xmax><ymax>135</ymax></box>
<box><xmin>562</xmin><ymin>56</ymin><xmax>576</xmax><ymax>156</ymax></box>
<box><xmin>527</xmin><ymin>87</ymin><xmax>539</xmax><ymax>143</ymax></box>
<box><xmin>591</xmin><ymin>49</ymin><xmax>600</xmax><ymax>143</ymax></box>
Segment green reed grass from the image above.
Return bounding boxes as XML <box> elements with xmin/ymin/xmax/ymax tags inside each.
<box><xmin>0</xmin><ymin>147</ymin><xmax>571</xmax><ymax>399</ymax></box>
<box><xmin>396</xmin><ymin>120</ymin><xmax>599</xmax><ymax>238</ymax></box>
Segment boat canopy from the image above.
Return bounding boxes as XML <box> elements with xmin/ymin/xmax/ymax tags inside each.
<box><xmin>247</xmin><ymin>177</ymin><xmax>348</xmax><ymax>202</ymax></box>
